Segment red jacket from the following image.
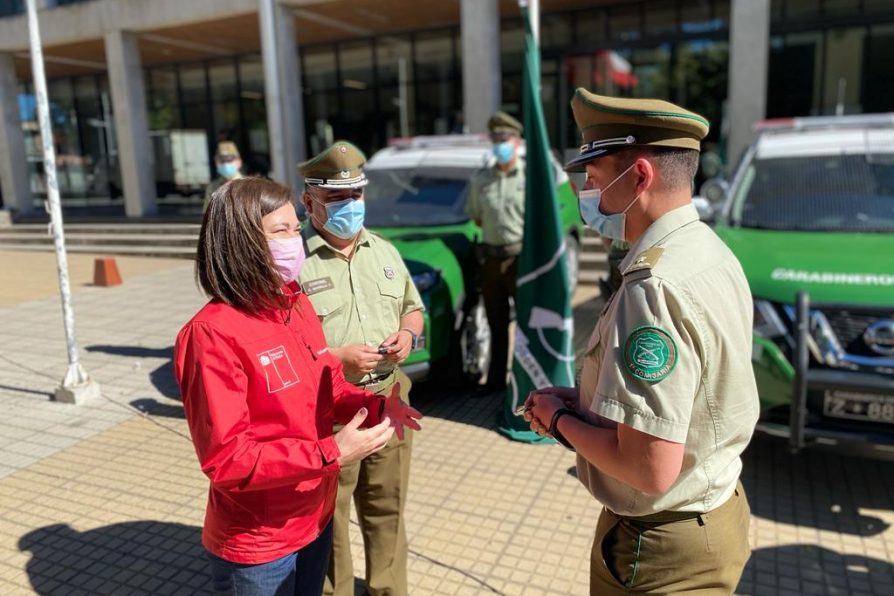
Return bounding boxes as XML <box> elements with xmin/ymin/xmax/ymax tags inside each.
<box><xmin>174</xmin><ymin>283</ymin><xmax>382</xmax><ymax>564</ymax></box>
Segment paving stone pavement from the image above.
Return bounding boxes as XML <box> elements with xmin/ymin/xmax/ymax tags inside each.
<box><xmin>1</xmin><ymin>255</ymin><xmax>894</xmax><ymax>595</ymax></box>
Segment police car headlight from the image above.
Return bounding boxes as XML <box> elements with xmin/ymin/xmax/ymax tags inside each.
<box><xmin>753</xmin><ymin>300</ymin><xmax>787</xmax><ymax>339</ymax></box>
<box><xmin>411</xmin><ymin>270</ymin><xmax>441</xmax><ymax>293</ymax></box>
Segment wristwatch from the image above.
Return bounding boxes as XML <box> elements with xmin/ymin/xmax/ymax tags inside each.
<box><xmin>400</xmin><ymin>328</ymin><xmax>419</xmax><ymax>351</ymax></box>
<box><xmin>549</xmin><ymin>408</ymin><xmax>586</xmax><ymax>451</ymax></box>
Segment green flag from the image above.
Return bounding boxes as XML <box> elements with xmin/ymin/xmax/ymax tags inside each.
<box><xmin>498</xmin><ymin>1</ymin><xmax>575</xmax><ymax>442</ymax></box>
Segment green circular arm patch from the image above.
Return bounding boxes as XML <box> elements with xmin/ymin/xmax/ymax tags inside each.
<box><xmin>624</xmin><ymin>325</ymin><xmax>677</xmax><ymax>382</ymax></box>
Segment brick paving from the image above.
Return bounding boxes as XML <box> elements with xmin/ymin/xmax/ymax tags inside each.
<box><xmin>1</xmin><ymin>254</ymin><xmax>893</xmax><ymax>595</ymax></box>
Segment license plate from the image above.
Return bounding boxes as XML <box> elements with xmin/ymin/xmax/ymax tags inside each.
<box><xmin>823</xmin><ymin>391</ymin><xmax>894</xmax><ymax>424</ymax></box>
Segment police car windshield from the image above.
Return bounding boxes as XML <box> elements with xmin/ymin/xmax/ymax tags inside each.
<box><xmin>732</xmin><ymin>154</ymin><xmax>894</xmax><ymax>233</ymax></box>
<box><xmin>363</xmin><ymin>168</ymin><xmax>476</xmax><ymax>227</ymax></box>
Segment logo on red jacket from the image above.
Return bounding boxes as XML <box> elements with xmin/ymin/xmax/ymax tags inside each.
<box><xmin>257</xmin><ymin>345</ymin><xmax>300</xmax><ymax>393</ymax></box>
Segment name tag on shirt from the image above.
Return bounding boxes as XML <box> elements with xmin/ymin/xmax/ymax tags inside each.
<box><xmin>303</xmin><ymin>277</ymin><xmax>334</xmax><ymax>296</ymax></box>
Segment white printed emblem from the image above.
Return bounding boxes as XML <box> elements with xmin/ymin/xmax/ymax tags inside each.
<box><xmin>384</xmin><ymin>266</ymin><xmax>395</xmax><ymax>280</ymax></box>
<box><xmin>256</xmin><ymin>345</ymin><xmax>300</xmax><ymax>393</ymax></box>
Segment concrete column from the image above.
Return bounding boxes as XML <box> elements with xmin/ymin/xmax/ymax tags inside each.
<box><xmin>0</xmin><ymin>53</ymin><xmax>32</xmax><ymax>215</ymax></box>
<box><xmin>727</xmin><ymin>0</ymin><xmax>770</xmax><ymax>171</ymax></box>
<box><xmin>260</xmin><ymin>0</ymin><xmax>305</xmax><ymax>191</ymax></box>
<box><xmin>104</xmin><ymin>29</ymin><xmax>156</xmax><ymax>217</ymax></box>
<box><xmin>461</xmin><ymin>0</ymin><xmax>501</xmax><ymax>134</ymax></box>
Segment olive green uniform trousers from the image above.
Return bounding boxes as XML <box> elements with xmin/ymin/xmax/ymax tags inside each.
<box><xmin>590</xmin><ymin>482</ymin><xmax>751</xmax><ymax>595</ymax></box>
<box><xmin>480</xmin><ymin>252</ymin><xmax>519</xmax><ymax>390</ymax></box>
<box><xmin>324</xmin><ymin>369</ymin><xmax>412</xmax><ymax>596</ymax></box>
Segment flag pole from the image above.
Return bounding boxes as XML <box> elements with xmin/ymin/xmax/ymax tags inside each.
<box><xmin>25</xmin><ymin>0</ymin><xmax>101</xmax><ymax>405</ymax></box>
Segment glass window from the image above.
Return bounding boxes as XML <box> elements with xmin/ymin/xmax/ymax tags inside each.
<box><xmin>146</xmin><ymin>67</ymin><xmax>179</xmax><ymax>130</ymax></box>
<box><xmin>767</xmin><ymin>32</ymin><xmax>823</xmax><ymax>117</ymax></box>
<box><xmin>629</xmin><ymin>44</ymin><xmax>672</xmax><ymax>99</ymax></box>
<box><xmin>377</xmin><ymin>83</ymin><xmax>415</xmax><ymax>142</ymax></box>
<box><xmin>501</xmin><ymin>20</ymin><xmax>525</xmax><ymax>74</ymax></box>
<box><xmin>644</xmin><ymin>0</ymin><xmax>678</xmax><ymax>38</ymax></box>
<box><xmin>822</xmin><ymin>27</ymin><xmax>866</xmax><ymax>115</ymax></box>
<box><xmin>364</xmin><ymin>167</ymin><xmax>477</xmax><ymax>228</ymax></box>
<box><xmin>416</xmin><ymin>79</ymin><xmax>457</xmax><ymax>136</ymax></box>
<box><xmin>336</xmin><ymin>89</ymin><xmax>379</xmax><ymax>153</ymax></box>
<box><xmin>376</xmin><ymin>35</ymin><xmax>412</xmax><ymax>87</ymax></box>
<box><xmin>824</xmin><ymin>0</ymin><xmax>861</xmax><ymax>14</ymax></box>
<box><xmin>303</xmin><ymin>46</ymin><xmax>338</xmax><ymax>92</ymax></box>
<box><xmin>339</xmin><ymin>40</ymin><xmax>374</xmax><ymax>89</ymax></box>
<box><xmin>238</xmin><ymin>55</ymin><xmax>269</xmax><ymax>175</ymax></box>
<box><xmin>541</xmin><ymin>14</ymin><xmax>571</xmax><ymax>50</ymax></box>
<box><xmin>576</xmin><ymin>9</ymin><xmax>607</xmax><ymax>42</ymax></box>
<box><xmin>681</xmin><ymin>1</ymin><xmax>721</xmax><ymax>34</ymax></box>
<box><xmin>675</xmin><ymin>40</ymin><xmax>728</xmax><ymax>145</ymax></box>
<box><xmin>864</xmin><ymin>25</ymin><xmax>894</xmax><ymax>113</ymax></box>
<box><xmin>208</xmin><ymin>59</ymin><xmax>238</xmax><ymax>103</ymax></box>
<box><xmin>179</xmin><ymin>64</ymin><xmax>207</xmax><ymax>106</ymax></box>
<box><xmin>608</xmin><ymin>4</ymin><xmax>641</xmax><ymax>42</ymax></box>
<box><xmin>414</xmin><ymin>29</ymin><xmax>456</xmax><ymax>82</ymax></box>
<box><xmin>865</xmin><ymin>0</ymin><xmax>894</xmax><ymax>14</ymax></box>
<box><xmin>785</xmin><ymin>0</ymin><xmax>821</xmax><ymax>19</ymax></box>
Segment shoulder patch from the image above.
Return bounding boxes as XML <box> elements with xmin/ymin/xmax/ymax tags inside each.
<box><xmin>623</xmin><ymin>247</ymin><xmax>664</xmax><ymax>276</ymax></box>
<box><xmin>624</xmin><ymin>325</ymin><xmax>677</xmax><ymax>382</ymax></box>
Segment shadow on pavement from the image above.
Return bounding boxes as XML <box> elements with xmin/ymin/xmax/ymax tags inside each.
<box><xmin>85</xmin><ymin>344</ymin><xmax>180</xmax><ymax>399</ymax></box>
<box><xmin>19</xmin><ymin>521</ymin><xmax>208</xmax><ymax>595</ymax></box>
<box><xmin>736</xmin><ymin>544</ymin><xmax>894</xmax><ymax>595</ymax></box>
<box><xmin>743</xmin><ymin>434</ymin><xmax>894</xmax><ymax>537</ymax></box>
<box><xmin>130</xmin><ymin>397</ymin><xmax>186</xmax><ymax>419</ymax></box>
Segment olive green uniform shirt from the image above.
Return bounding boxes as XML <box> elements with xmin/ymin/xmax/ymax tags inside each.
<box><xmin>466</xmin><ymin>162</ymin><xmax>526</xmax><ymax>246</ymax></box>
<box><xmin>577</xmin><ymin>204</ymin><xmax>759</xmax><ymax>516</ymax></box>
<box><xmin>299</xmin><ymin>226</ymin><xmax>425</xmax><ymax>385</ymax></box>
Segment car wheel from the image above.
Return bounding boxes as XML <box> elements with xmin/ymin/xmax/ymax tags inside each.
<box><xmin>460</xmin><ymin>295</ymin><xmax>491</xmax><ymax>385</ymax></box>
<box><xmin>565</xmin><ymin>234</ymin><xmax>580</xmax><ymax>292</ymax></box>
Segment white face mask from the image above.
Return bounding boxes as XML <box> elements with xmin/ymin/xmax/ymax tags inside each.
<box><xmin>578</xmin><ymin>163</ymin><xmax>640</xmax><ymax>241</ymax></box>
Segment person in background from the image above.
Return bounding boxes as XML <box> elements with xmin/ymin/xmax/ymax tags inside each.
<box><xmin>466</xmin><ymin>111</ymin><xmax>525</xmax><ymax>394</ymax></box>
<box><xmin>203</xmin><ymin>141</ymin><xmax>243</xmax><ymax>211</ymax></box>
<box><xmin>174</xmin><ymin>177</ymin><xmax>422</xmax><ymax>596</ymax></box>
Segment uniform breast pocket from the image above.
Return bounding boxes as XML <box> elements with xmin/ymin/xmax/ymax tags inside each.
<box><xmin>376</xmin><ymin>280</ymin><xmax>403</xmax><ymax>326</ymax></box>
<box><xmin>307</xmin><ymin>294</ymin><xmax>348</xmax><ymax>344</ymax></box>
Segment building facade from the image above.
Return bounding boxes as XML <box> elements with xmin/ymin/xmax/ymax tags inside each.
<box><xmin>1</xmin><ymin>0</ymin><xmax>893</xmax><ymax>218</ymax></box>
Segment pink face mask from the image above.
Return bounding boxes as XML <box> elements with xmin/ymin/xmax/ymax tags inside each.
<box><xmin>267</xmin><ymin>236</ymin><xmax>306</xmax><ymax>282</ymax></box>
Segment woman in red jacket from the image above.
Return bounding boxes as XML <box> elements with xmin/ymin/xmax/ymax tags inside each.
<box><xmin>174</xmin><ymin>177</ymin><xmax>421</xmax><ymax>596</ymax></box>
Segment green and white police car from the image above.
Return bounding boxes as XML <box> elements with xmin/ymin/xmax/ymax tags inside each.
<box><xmin>706</xmin><ymin>114</ymin><xmax>894</xmax><ymax>456</ymax></box>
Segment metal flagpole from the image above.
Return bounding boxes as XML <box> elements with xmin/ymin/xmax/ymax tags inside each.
<box><xmin>25</xmin><ymin>0</ymin><xmax>101</xmax><ymax>404</ymax></box>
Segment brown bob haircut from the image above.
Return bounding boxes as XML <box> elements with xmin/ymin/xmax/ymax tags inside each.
<box><xmin>197</xmin><ymin>177</ymin><xmax>295</xmax><ymax>314</ymax></box>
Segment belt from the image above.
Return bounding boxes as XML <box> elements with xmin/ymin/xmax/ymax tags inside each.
<box><xmin>606</xmin><ymin>483</ymin><xmax>742</xmax><ymax>526</ymax></box>
<box><xmin>357</xmin><ymin>369</ymin><xmax>397</xmax><ymax>390</ymax></box>
<box><xmin>482</xmin><ymin>242</ymin><xmax>522</xmax><ymax>258</ymax></box>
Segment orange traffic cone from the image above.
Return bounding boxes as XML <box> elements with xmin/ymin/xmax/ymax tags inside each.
<box><xmin>94</xmin><ymin>257</ymin><xmax>122</xmax><ymax>287</ymax></box>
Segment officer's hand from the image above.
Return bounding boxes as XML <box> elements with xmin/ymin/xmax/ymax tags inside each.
<box><xmin>525</xmin><ymin>393</ymin><xmax>565</xmax><ymax>438</ymax></box>
<box><xmin>379</xmin><ymin>330</ymin><xmax>412</xmax><ymax>363</ymax></box>
<box><xmin>334</xmin><ymin>408</ymin><xmax>394</xmax><ymax>465</ymax></box>
<box><xmin>382</xmin><ymin>383</ymin><xmax>423</xmax><ymax>441</ymax></box>
<box><xmin>523</xmin><ymin>386</ymin><xmax>580</xmax><ymax>418</ymax></box>
<box><xmin>332</xmin><ymin>344</ymin><xmax>384</xmax><ymax>377</ymax></box>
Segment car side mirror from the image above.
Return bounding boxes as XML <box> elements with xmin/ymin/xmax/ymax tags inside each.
<box><xmin>692</xmin><ymin>196</ymin><xmax>716</xmax><ymax>223</ymax></box>
<box><xmin>699</xmin><ymin>177</ymin><xmax>730</xmax><ymax>204</ymax></box>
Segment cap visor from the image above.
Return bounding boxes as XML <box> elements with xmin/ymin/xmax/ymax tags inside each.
<box><xmin>563</xmin><ymin>148</ymin><xmax>609</xmax><ymax>172</ymax></box>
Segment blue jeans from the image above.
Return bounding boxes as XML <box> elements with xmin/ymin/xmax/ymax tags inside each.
<box><xmin>208</xmin><ymin>523</ymin><xmax>333</xmax><ymax>596</ymax></box>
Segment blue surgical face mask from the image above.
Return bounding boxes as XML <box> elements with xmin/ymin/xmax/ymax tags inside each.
<box><xmin>578</xmin><ymin>163</ymin><xmax>639</xmax><ymax>241</ymax></box>
<box><xmin>315</xmin><ymin>196</ymin><xmax>365</xmax><ymax>240</ymax></box>
<box><xmin>217</xmin><ymin>162</ymin><xmax>239</xmax><ymax>178</ymax></box>
<box><xmin>493</xmin><ymin>142</ymin><xmax>515</xmax><ymax>165</ymax></box>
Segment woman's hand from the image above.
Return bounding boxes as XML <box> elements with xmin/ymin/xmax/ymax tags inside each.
<box><xmin>330</xmin><ymin>344</ymin><xmax>384</xmax><ymax>378</ymax></box>
<box><xmin>382</xmin><ymin>383</ymin><xmax>423</xmax><ymax>440</ymax></box>
<box><xmin>334</xmin><ymin>408</ymin><xmax>394</xmax><ymax>465</ymax></box>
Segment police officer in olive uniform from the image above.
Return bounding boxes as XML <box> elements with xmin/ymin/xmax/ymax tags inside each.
<box><xmin>467</xmin><ymin>111</ymin><xmax>525</xmax><ymax>392</ymax></box>
<box><xmin>203</xmin><ymin>141</ymin><xmax>243</xmax><ymax>211</ymax></box>
<box><xmin>298</xmin><ymin>141</ymin><xmax>424</xmax><ymax>596</ymax></box>
<box><xmin>525</xmin><ymin>90</ymin><xmax>760</xmax><ymax>594</ymax></box>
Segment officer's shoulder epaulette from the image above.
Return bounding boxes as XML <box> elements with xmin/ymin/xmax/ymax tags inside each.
<box><xmin>622</xmin><ymin>247</ymin><xmax>664</xmax><ymax>277</ymax></box>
